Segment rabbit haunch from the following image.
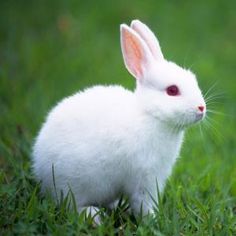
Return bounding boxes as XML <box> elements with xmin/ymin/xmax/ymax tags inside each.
<box><xmin>33</xmin><ymin>20</ymin><xmax>206</xmax><ymax>216</ymax></box>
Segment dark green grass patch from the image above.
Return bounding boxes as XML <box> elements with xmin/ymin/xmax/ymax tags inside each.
<box><xmin>1</xmin><ymin>0</ymin><xmax>236</xmax><ymax>235</ymax></box>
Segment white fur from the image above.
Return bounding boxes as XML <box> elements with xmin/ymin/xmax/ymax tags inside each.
<box><xmin>33</xmin><ymin>20</ymin><xmax>206</xmax><ymax>216</ymax></box>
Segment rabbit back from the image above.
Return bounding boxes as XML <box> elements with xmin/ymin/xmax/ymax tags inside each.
<box><xmin>33</xmin><ymin>85</ymin><xmax>145</xmax><ymax>206</ymax></box>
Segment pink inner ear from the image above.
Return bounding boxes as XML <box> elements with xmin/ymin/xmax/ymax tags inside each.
<box><xmin>131</xmin><ymin>20</ymin><xmax>164</xmax><ymax>61</ymax></box>
<box><xmin>123</xmin><ymin>30</ymin><xmax>143</xmax><ymax>78</ymax></box>
<box><xmin>132</xmin><ymin>25</ymin><xmax>158</xmax><ymax>60</ymax></box>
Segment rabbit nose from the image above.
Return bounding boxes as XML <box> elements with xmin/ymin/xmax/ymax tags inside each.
<box><xmin>198</xmin><ymin>106</ymin><xmax>205</xmax><ymax>112</ymax></box>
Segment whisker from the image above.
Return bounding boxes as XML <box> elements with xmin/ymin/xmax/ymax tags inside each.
<box><xmin>205</xmin><ymin>97</ymin><xmax>225</xmax><ymax>104</ymax></box>
<box><xmin>200</xmin><ymin>121</ymin><xmax>212</xmax><ymax>141</ymax></box>
<box><xmin>207</xmin><ymin>109</ymin><xmax>232</xmax><ymax>117</ymax></box>
<box><xmin>203</xmin><ymin>83</ymin><xmax>226</xmax><ymax>135</ymax></box>
<box><xmin>203</xmin><ymin>81</ymin><xmax>219</xmax><ymax>99</ymax></box>
<box><xmin>199</xmin><ymin>123</ymin><xmax>205</xmax><ymax>141</ymax></box>
<box><xmin>206</xmin><ymin>100</ymin><xmax>223</xmax><ymax>106</ymax></box>
<box><xmin>205</xmin><ymin>89</ymin><xmax>225</xmax><ymax>98</ymax></box>
<box><xmin>203</xmin><ymin>116</ymin><xmax>225</xmax><ymax>142</ymax></box>
<box><xmin>207</xmin><ymin>109</ymin><xmax>225</xmax><ymax>115</ymax></box>
<box><xmin>205</xmin><ymin>116</ymin><xmax>222</xmax><ymax>130</ymax></box>
<box><xmin>205</xmin><ymin>93</ymin><xmax>225</xmax><ymax>103</ymax></box>
<box><xmin>187</xmin><ymin>61</ymin><xmax>197</xmax><ymax>70</ymax></box>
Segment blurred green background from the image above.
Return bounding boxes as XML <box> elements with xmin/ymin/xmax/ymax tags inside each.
<box><xmin>0</xmin><ymin>0</ymin><xmax>236</xmax><ymax>234</ymax></box>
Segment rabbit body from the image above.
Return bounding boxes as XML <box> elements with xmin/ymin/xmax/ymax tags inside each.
<box><xmin>33</xmin><ymin>85</ymin><xmax>183</xmax><ymax>214</ymax></box>
<box><xmin>33</xmin><ymin>20</ymin><xmax>205</xmax><ymax>215</ymax></box>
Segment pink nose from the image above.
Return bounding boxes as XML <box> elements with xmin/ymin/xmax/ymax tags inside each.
<box><xmin>198</xmin><ymin>106</ymin><xmax>205</xmax><ymax>112</ymax></box>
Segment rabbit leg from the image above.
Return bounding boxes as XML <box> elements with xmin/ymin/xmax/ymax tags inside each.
<box><xmin>78</xmin><ymin>206</ymin><xmax>101</xmax><ymax>225</ymax></box>
<box><xmin>129</xmin><ymin>190</ymin><xmax>155</xmax><ymax>216</ymax></box>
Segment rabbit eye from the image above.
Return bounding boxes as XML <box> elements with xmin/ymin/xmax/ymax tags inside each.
<box><xmin>166</xmin><ymin>85</ymin><xmax>180</xmax><ymax>96</ymax></box>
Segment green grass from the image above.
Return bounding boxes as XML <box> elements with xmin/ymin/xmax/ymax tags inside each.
<box><xmin>0</xmin><ymin>0</ymin><xmax>236</xmax><ymax>235</ymax></box>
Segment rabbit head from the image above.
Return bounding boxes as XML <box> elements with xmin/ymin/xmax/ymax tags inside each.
<box><xmin>120</xmin><ymin>20</ymin><xmax>206</xmax><ymax>130</ymax></box>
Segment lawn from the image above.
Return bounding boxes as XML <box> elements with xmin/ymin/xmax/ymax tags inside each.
<box><xmin>0</xmin><ymin>0</ymin><xmax>236</xmax><ymax>235</ymax></box>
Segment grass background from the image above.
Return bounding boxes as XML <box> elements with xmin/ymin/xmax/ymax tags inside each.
<box><xmin>0</xmin><ymin>0</ymin><xmax>236</xmax><ymax>235</ymax></box>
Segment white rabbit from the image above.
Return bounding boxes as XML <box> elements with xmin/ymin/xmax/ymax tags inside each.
<box><xmin>33</xmin><ymin>20</ymin><xmax>206</xmax><ymax>217</ymax></box>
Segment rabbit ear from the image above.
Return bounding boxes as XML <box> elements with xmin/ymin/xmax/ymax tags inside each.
<box><xmin>131</xmin><ymin>20</ymin><xmax>164</xmax><ymax>61</ymax></box>
<box><xmin>120</xmin><ymin>24</ymin><xmax>153</xmax><ymax>80</ymax></box>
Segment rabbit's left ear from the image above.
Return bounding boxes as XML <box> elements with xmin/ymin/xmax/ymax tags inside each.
<box><xmin>120</xmin><ymin>24</ymin><xmax>153</xmax><ymax>80</ymax></box>
<box><xmin>131</xmin><ymin>20</ymin><xmax>164</xmax><ymax>61</ymax></box>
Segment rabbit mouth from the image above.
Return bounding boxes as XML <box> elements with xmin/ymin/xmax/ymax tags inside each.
<box><xmin>195</xmin><ymin>112</ymin><xmax>205</xmax><ymax>122</ymax></box>
<box><xmin>174</xmin><ymin>112</ymin><xmax>205</xmax><ymax>129</ymax></box>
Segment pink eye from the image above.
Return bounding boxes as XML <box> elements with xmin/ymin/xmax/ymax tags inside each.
<box><xmin>166</xmin><ymin>85</ymin><xmax>180</xmax><ymax>96</ymax></box>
